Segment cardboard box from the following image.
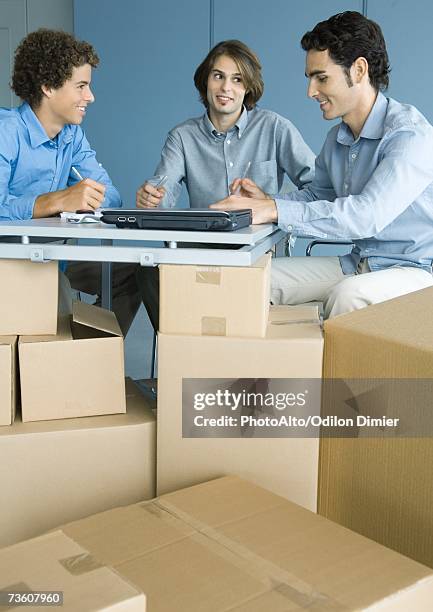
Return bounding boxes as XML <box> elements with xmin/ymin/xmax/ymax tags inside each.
<box><xmin>159</xmin><ymin>253</ymin><xmax>271</xmax><ymax>337</ymax></box>
<box><xmin>0</xmin><ymin>335</ymin><xmax>17</xmax><ymax>426</ymax></box>
<box><xmin>19</xmin><ymin>300</ymin><xmax>126</xmax><ymax>422</ymax></box>
<box><xmin>40</xmin><ymin>476</ymin><xmax>433</xmax><ymax>610</ymax></box>
<box><xmin>0</xmin><ymin>379</ymin><xmax>156</xmax><ymax>548</ymax></box>
<box><xmin>157</xmin><ymin>305</ymin><xmax>323</xmax><ymax>511</ymax></box>
<box><xmin>320</xmin><ymin>287</ymin><xmax>433</xmax><ymax>568</ymax></box>
<box><xmin>0</xmin><ymin>531</ymin><xmax>146</xmax><ymax>611</ymax></box>
<box><xmin>0</xmin><ymin>259</ymin><xmax>58</xmax><ymax>335</ymax></box>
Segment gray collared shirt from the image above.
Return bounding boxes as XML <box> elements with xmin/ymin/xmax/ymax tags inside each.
<box><xmin>149</xmin><ymin>106</ymin><xmax>315</xmax><ymax>208</ymax></box>
<box><xmin>276</xmin><ymin>92</ymin><xmax>433</xmax><ymax>273</ymax></box>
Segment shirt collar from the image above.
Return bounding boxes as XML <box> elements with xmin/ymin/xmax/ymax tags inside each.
<box><xmin>203</xmin><ymin>106</ymin><xmax>249</xmax><ymax>139</ymax></box>
<box><xmin>18</xmin><ymin>102</ymin><xmax>74</xmax><ymax>148</ymax></box>
<box><xmin>337</xmin><ymin>91</ymin><xmax>388</xmax><ymax>145</ymax></box>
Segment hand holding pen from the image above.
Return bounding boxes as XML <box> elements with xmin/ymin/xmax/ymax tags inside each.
<box><xmin>136</xmin><ymin>175</ymin><xmax>168</xmax><ymax>208</ymax></box>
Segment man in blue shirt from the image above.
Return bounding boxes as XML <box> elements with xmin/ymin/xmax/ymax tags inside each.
<box><xmin>212</xmin><ymin>12</ymin><xmax>433</xmax><ymax>317</ymax></box>
<box><xmin>135</xmin><ymin>39</ymin><xmax>315</xmax><ymax>330</ymax></box>
<box><xmin>0</xmin><ymin>29</ymin><xmax>140</xmax><ymax>334</ymax></box>
<box><xmin>136</xmin><ymin>40</ymin><xmax>315</xmax><ymax>209</ymax></box>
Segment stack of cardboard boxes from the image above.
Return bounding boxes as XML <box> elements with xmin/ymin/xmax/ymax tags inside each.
<box><xmin>2</xmin><ymin>256</ymin><xmax>433</xmax><ymax>609</ymax></box>
<box><xmin>0</xmin><ymin>260</ymin><xmax>156</xmax><ymax>548</ymax></box>
<box><xmin>156</xmin><ymin>254</ymin><xmax>324</xmax><ymax>511</ymax></box>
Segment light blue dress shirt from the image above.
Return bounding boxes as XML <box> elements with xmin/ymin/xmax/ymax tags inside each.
<box><xmin>151</xmin><ymin>106</ymin><xmax>315</xmax><ymax>208</ymax></box>
<box><xmin>0</xmin><ymin>102</ymin><xmax>121</xmax><ymax>220</ymax></box>
<box><xmin>276</xmin><ymin>92</ymin><xmax>433</xmax><ymax>274</ymax></box>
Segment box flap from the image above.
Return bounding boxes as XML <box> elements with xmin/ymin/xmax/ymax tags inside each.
<box><xmin>72</xmin><ymin>301</ymin><xmax>122</xmax><ymax>337</ymax></box>
<box><xmin>0</xmin><ymin>530</ymin><xmax>145</xmax><ymax>611</ymax></box>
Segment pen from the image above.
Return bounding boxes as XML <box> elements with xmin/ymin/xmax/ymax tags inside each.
<box><xmin>71</xmin><ymin>166</ymin><xmax>84</xmax><ymax>181</ymax></box>
<box><xmin>234</xmin><ymin>161</ymin><xmax>251</xmax><ymax>195</ymax></box>
<box><xmin>154</xmin><ymin>175</ymin><xmax>168</xmax><ymax>188</ymax></box>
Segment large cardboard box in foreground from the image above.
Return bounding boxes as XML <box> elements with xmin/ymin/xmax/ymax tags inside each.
<box><xmin>157</xmin><ymin>305</ymin><xmax>323</xmax><ymax>511</ymax></box>
<box><xmin>159</xmin><ymin>254</ymin><xmax>271</xmax><ymax>337</ymax></box>
<box><xmin>0</xmin><ymin>379</ymin><xmax>156</xmax><ymax>548</ymax></box>
<box><xmin>0</xmin><ymin>259</ymin><xmax>58</xmax><ymax>335</ymax></box>
<box><xmin>19</xmin><ymin>301</ymin><xmax>125</xmax><ymax>422</ymax></box>
<box><xmin>12</xmin><ymin>476</ymin><xmax>432</xmax><ymax>611</ymax></box>
<box><xmin>0</xmin><ymin>335</ymin><xmax>17</xmax><ymax>426</ymax></box>
<box><xmin>0</xmin><ymin>531</ymin><xmax>146</xmax><ymax>611</ymax></box>
<box><xmin>320</xmin><ymin>287</ymin><xmax>433</xmax><ymax>568</ymax></box>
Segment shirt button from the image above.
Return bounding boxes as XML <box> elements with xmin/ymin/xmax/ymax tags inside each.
<box><xmin>351</xmin><ymin>153</ymin><xmax>357</xmax><ymax>159</ymax></box>
<box><xmin>287</xmin><ymin>225</ymin><xmax>293</xmax><ymax>231</ymax></box>
<box><xmin>227</xmin><ymin>139</ymin><xmax>231</xmax><ymax>144</ymax></box>
<box><xmin>344</xmin><ymin>183</ymin><xmax>348</xmax><ymax>189</ymax></box>
<box><xmin>229</xmin><ymin>162</ymin><xmax>234</xmax><ymax>167</ymax></box>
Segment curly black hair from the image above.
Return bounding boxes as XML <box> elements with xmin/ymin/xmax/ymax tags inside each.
<box><xmin>194</xmin><ymin>40</ymin><xmax>264</xmax><ymax>110</ymax></box>
<box><xmin>301</xmin><ymin>11</ymin><xmax>390</xmax><ymax>91</ymax></box>
<box><xmin>12</xmin><ymin>29</ymin><xmax>99</xmax><ymax>108</ymax></box>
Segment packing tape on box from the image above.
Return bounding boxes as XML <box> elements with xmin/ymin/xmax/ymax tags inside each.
<box><xmin>270</xmin><ymin>318</ymin><xmax>320</xmax><ymax>326</ymax></box>
<box><xmin>196</xmin><ymin>268</ymin><xmax>221</xmax><ymax>285</ymax></box>
<box><xmin>59</xmin><ymin>552</ymin><xmax>104</xmax><ymax>576</ymax></box>
<box><xmin>201</xmin><ymin>316</ymin><xmax>227</xmax><ymax>336</ymax></box>
<box><xmin>140</xmin><ymin>499</ymin><xmax>345</xmax><ymax>611</ymax></box>
<box><xmin>0</xmin><ymin>583</ymin><xmax>32</xmax><ymax>611</ymax></box>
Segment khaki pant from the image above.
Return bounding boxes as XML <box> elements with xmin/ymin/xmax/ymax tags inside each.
<box><xmin>271</xmin><ymin>256</ymin><xmax>433</xmax><ymax>318</ymax></box>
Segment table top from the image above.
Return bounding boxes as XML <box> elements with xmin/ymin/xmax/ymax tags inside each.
<box><xmin>0</xmin><ymin>218</ymin><xmax>278</xmax><ymax>246</ymax></box>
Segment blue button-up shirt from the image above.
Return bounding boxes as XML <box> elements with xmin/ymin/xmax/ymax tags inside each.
<box><xmin>0</xmin><ymin>102</ymin><xmax>121</xmax><ymax>220</ymax></box>
<box><xmin>276</xmin><ymin>92</ymin><xmax>433</xmax><ymax>273</ymax></box>
<box><xmin>151</xmin><ymin>106</ymin><xmax>315</xmax><ymax>208</ymax></box>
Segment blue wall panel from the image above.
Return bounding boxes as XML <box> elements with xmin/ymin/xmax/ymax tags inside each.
<box><xmin>213</xmin><ymin>0</ymin><xmax>363</xmax><ymax>155</ymax></box>
<box><xmin>74</xmin><ymin>0</ymin><xmax>209</xmax><ymax>206</ymax></box>
<box><xmin>368</xmin><ymin>0</ymin><xmax>433</xmax><ymax>123</ymax></box>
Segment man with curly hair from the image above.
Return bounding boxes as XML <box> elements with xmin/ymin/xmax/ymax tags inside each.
<box><xmin>0</xmin><ymin>29</ymin><xmax>140</xmax><ymax>335</ymax></box>
<box><xmin>212</xmin><ymin>11</ymin><xmax>433</xmax><ymax>316</ymax></box>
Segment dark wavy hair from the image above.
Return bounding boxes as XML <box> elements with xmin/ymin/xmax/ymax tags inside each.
<box><xmin>194</xmin><ymin>40</ymin><xmax>264</xmax><ymax>110</ymax></box>
<box><xmin>301</xmin><ymin>11</ymin><xmax>390</xmax><ymax>91</ymax></box>
<box><xmin>12</xmin><ymin>29</ymin><xmax>99</xmax><ymax>108</ymax></box>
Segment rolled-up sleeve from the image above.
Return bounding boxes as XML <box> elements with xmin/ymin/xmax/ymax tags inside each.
<box><xmin>275</xmin><ymin>126</ymin><xmax>433</xmax><ymax>240</ymax></box>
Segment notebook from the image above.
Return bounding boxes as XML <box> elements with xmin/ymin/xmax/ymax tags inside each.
<box><xmin>100</xmin><ymin>208</ymin><xmax>252</xmax><ymax>231</ymax></box>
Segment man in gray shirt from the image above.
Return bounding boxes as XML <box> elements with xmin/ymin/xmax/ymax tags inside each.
<box><xmin>136</xmin><ymin>40</ymin><xmax>315</xmax><ymax>329</ymax></box>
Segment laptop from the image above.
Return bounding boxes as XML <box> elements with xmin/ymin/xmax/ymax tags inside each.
<box><xmin>100</xmin><ymin>208</ymin><xmax>252</xmax><ymax>231</ymax></box>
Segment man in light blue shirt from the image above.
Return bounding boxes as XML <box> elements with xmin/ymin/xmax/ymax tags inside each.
<box><xmin>136</xmin><ymin>39</ymin><xmax>315</xmax><ymax>330</ymax></box>
<box><xmin>212</xmin><ymin>12</ymin><xmax>433</xmax><ymax>317</ymax></box>
<box><xmin>136</xmin><ymin>40</ymin><xmax>315</xmax><ymax>210</ymax></box>
<box><xmin>0</xmin><ymin>29</ymin><xmax>140</xmax><ymax>334</ymax></box>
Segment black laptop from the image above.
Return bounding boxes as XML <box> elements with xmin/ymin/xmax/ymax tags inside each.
<box><xmin>100</xmin><ymin>208</ymin><xmax>252</xmax><ymax>231</ymax></box>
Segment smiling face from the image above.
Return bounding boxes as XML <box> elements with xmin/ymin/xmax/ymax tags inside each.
<box><xmin>305</xmin><ymin>49</ymin><xmax>360</xmax><ymax>122</ymax></box>
<box><xmin>206</xmin><ymin>54</ymin><xmax>246</xmax><ymax>130</ymax></box>
<box><xmin>42</xmin><ymin>63</ymin><xmax>95</xmax><ymax>129</ymax></box>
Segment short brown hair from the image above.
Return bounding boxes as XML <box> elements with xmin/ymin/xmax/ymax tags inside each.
<box><xmin>194</xmin><ymin>40</ymin><xmax>264</xmax><ymax>110</ymax></box>
<box><xmin>12</xmin><ymin>29</ymin><xmax>99</xmax><ymax>108</ymax></box>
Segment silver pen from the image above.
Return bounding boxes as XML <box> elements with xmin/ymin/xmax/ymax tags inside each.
<box><xmin>234</xmin><ymin>161</ymin><xmax>251</xmax><ymax>195</ymax></box>
<box><xmin>71</xmin><ymin>166</ymin><xmax>84</xmax><ymax>181</ymax></box>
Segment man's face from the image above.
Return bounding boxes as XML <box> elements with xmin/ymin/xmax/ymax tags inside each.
<box><xmin>305</xmin><ymin>49</ymin><xmax>359</xmax><ymax>122</ymax></box>
<box><xmin>45</xmin><ymin>64</ymin><xmax>95</xmax><ymax>125</ymax></box>
<box><xmin>206</xmin><ymin>54</ymin><xmax>246</xmax><ymax>122</ymax></box>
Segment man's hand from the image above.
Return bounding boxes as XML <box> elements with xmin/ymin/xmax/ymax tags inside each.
<box><xmin>229</xmin><ymin>177</ymin><xmax>269</xmax><ymax>199</ymax></box>
<box><xmin>33</xmin><ymin>179</ymin><xmax>106</xmax><ymax>217</ymax></box>
<box><xmin>210</xmin><ymin>195</ymin><xmax>278</xmax><ymax>225</ymax></box>
<box><xmin>136</xmin><ymin>182</ymin><xmax>167</xmax><ymax>208</ymax></box>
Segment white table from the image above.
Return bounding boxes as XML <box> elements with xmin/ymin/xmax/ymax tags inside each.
<box><xmin>0</xmin><ymin>218</ymin><xmax>285</xmax><ymax>308</ymax></box>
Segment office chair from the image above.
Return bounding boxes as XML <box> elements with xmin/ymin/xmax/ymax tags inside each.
<box><xmin>305</xmin><ymin>240</ymin><xmax>353</xmax><ymax>256</ymax></box>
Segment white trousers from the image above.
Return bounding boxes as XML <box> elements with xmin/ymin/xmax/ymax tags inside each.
<box><xmin>271</xmin><ymin>256</ymin><xmax>433</xmax><ymax>319</ymax></box>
